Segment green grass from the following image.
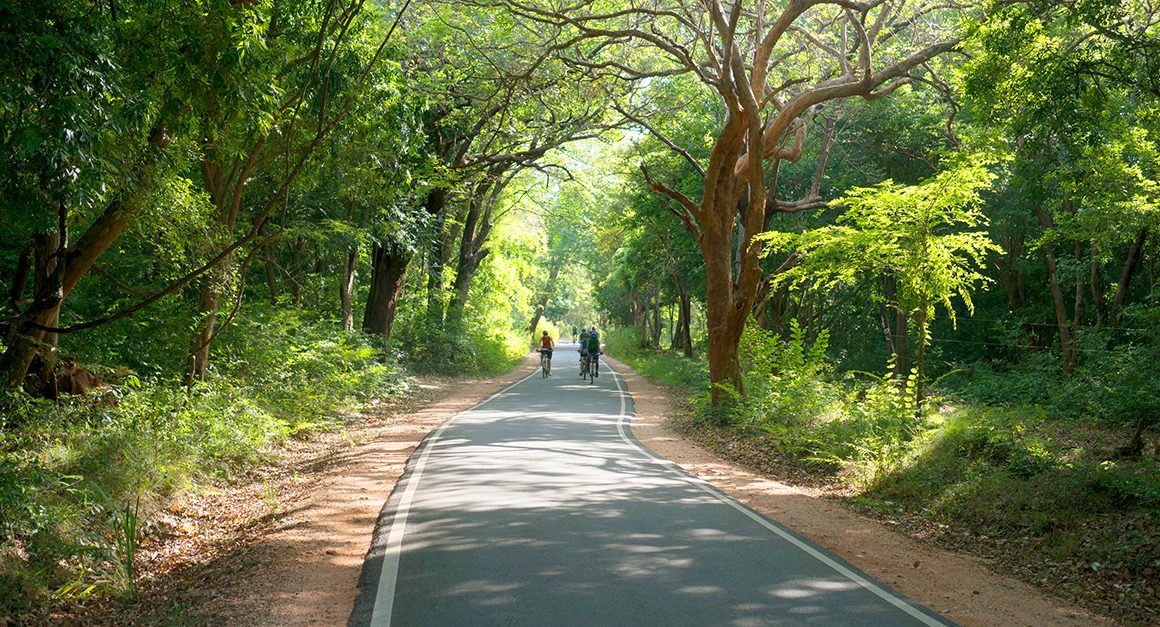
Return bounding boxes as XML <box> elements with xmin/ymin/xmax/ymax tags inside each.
<box><xmin>605</xmin><ymin>328</ymin><xmax>708</xmax><ymax>390</ymax></box>
<box><xmin>0</xmin><ymin>309</ymin><xmax>413</xmax><ymax>615</ymax></box>
<box><xmin>606</xmin><ymin>327</ymin><xmax>1160</xmax><ymax>622</ymax></box>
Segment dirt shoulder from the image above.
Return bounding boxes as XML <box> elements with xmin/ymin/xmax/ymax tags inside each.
<box><xmin>185</xmin><ymin>357</ymin><xmax>540</xmax><ymax>626</ymax></box>
<box><xmin>76</xmin><ymin>355</ymin><xmax>539</xmax><ymax>626</ymax></box>
<box><xmin>88</xmin><ymin>353</ymin><xmax>1110</xmax><ymax>626</ymax></box>
<box><xmin>605</xmin><ymin>354</ymin><xmax>1111</xmax><ymax>627</ymax></box>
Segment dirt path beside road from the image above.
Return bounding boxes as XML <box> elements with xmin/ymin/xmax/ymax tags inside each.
<box><xmin>113</xmin><ymin>353</ymin><xmax>1109</xmax><ymax>626</ymax></box>
<box><xmin>606</xmin><ymin>355</ymin><xmax>1109</xmax><ymax>627</ymax></box>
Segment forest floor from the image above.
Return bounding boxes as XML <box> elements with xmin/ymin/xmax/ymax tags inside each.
<box><xmin>61</xmin><ymin>354</ymin><xmax>1111</xmax><ymax>626</ymax></box>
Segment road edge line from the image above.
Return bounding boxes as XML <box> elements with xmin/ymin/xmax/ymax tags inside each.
<box><xmin>605</xmin><ymin>362</ymin><xmax>949</xmax><ymax>627</ymax></box>
<box><xmin>366</xmin><ymin>367</ymin><xmax>542</xmax><ymax>627</ymax></box>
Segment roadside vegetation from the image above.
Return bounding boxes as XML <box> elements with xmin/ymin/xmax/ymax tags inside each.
<box><xmin>4</xmin><ymin>0</ymin><xmax>1159</xmax><ymax>623</ymax></box>
<box><xmin>606</xmin><ymin>324</ymin><xmax>1160</xmax><ymax>623</ymax></box>
<box><xmin>0</xmin><ymin>304</ymin><xmax>527</xmax><ymax>616</ymax></box>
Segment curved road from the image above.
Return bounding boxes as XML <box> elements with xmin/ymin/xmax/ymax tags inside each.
<box><xmin>351</xmin><ymin>344</ymin><xmax>949</xmax><ymax>626</ymax></box>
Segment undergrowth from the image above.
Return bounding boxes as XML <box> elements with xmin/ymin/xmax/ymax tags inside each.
<box><xmin>607</xmin><ymin>324</ymin><xmax>1160</xmax><ymax>622</ymax></box>
<box><xmin>0</xmin><ymin>308</ymin><xmax>410</xmax><ymax>616</ymax></box>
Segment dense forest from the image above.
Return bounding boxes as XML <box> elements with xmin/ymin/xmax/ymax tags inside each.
<box><xmin>2</xmin><ymin>0</ymin><xmax>1158</xmax><ymax>622</ymax></box>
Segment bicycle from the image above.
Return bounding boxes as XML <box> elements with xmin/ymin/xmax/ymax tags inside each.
<box><xmin>579</xmin><ymin>352</ymin><xmax>590</xmax><ymax>379</ymax></box>
<box><xmin>539</xmin><ymin>349</ymin><xmax>551</xmax><ymax>378</ymax></box>
<box><xmin>589</xmin><ymin>352</ymin><xmax>599</xmax><ymax>383</ymax></box>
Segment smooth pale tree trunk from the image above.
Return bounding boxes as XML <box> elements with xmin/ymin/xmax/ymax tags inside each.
<box><xmin>341</xmin><ymin>246</ymin><xmax>358</xmax><ymax>332</ymax></box>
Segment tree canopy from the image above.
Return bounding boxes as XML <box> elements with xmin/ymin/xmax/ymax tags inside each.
<box><xmin>3</xmin><ymin>1</ymin><xmax>1160</xmax><ymax>620</ymax></box>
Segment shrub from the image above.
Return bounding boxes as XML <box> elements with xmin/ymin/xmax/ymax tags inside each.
<box><xmin>0</xmin><ymin>309</ymin><xmax>414</xmax><ymax>614</ymax></box>
<box><xmin>738</xmin><ymin>320</ymin><xmax>841</xmax><ymax>428</ymax></box>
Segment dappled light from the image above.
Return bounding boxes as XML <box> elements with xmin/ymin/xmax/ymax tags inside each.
<box><xmin>2</xmin><ymin>0</ymin><xmax>1158</xmax><ymax>622</ymax></box>
<box><xmin>363</xmin><ymin>370</ymin><xmax>938</xmax><ymax>626</ymax></box>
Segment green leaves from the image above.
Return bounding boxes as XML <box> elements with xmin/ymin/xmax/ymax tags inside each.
<box><xmin>791</xmin><ymin>157</ymin><xmax>1002</xmax><ymax>326</ymax></box>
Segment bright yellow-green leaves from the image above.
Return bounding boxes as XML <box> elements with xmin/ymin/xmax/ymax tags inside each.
<box><xmin>787</xmin><ymin>158</ymin><xmax>1002</xmax><ymax>327</ymax></box>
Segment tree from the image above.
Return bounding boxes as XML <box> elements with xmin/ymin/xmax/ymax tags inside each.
<box><xmin>186</xmin><ymin>0</ymin><xmax>411</xmax><ymax>381</ymax></box>
<box><xmin>1</xmin><ymin>0</ymin><xmax>200</xmax><ymax>390</ymax></box>
<box><xmin>485</xmin><ymin>0</ymin><xmax>968</xmax><ymax>404</ymax></box>
<box><xmin>961</xmin><ymin>0</ymin><xmax>1160</xmax><ymax>373</ymax></box>
<box><xmin>785</xmin><ymin>159</ymin><xmax>1001</xmax><ymax>407</ymax></box>
<box><xmin>400</xmin><ymin>1</ymin><xmax>620</xmax><ymax>333</ymax></box>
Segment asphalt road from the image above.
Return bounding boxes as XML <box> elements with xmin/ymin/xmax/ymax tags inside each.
<box><xmin>351</xmin><ymin>344</ymin><xmax>950</xmax><ymax>626</ymax></box>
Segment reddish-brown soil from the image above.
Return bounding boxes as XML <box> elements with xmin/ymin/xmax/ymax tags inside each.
<box><xmin>605</xmin><ymin>355</ymin><xmax>1111</xmax><ymax>627</ymax></box>
<box><xmin>78</xmin><ymin>354</ymin><xmax>1113</xmax><ymax>626</ymax></box>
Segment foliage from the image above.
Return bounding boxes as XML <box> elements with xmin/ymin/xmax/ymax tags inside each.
<box><xmin>736</xmin><ymin>320</ymin><xmax>840</xmax><ymax>428</ymax></box>
<box><xmin>3</xmin><ymin>0</ymin><xmax>1160</xmax><ymax>621</ymax></box>
<box><xmin>604</xmin><ymin>329</ymin><xmax>707</xmax><ymax>391</ymax></box>
<box><xmin>0</xmin><ymin>310</ymin><xmax>408</xmax><ymax>613</ymax></box>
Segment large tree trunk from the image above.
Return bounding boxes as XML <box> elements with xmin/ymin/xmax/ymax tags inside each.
<box><xmin>362</xmin><ymin>241</ymin><xmax>410</xmax><ymax>344</ymax></box>
<box><xmin>701</xmin><ymin>224</ymin><xmax>750</xmax><ymax>406</ymax></box>
<box><xmin>1</xmin><ymin>213</ymin><xmax>65</xmax><ymax>391</ymax></box>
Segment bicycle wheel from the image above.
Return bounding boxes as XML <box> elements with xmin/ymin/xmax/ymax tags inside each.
<box><xmin>592</xmin><ymin>356</ymin><xmax>599</xmax><ymax>381</ymax></box>
<box><xmin>541</xmin><ymin>353</ymin><xmax>548</xmax><ymax>378</ymax></box>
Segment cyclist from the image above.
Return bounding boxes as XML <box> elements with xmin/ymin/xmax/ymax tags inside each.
<box><xmin>585</xmin><ymin>326</ymin><xmax>602</xmax><ymax>378</ymax></box>
<box><xmin>538</xmin><ymin>330</ymin><xmax>555</xmax><ymax>375</ymax></box>
<box><xmin>577</xmin><ymin>328</ymin><xmax>591</xmax><ymax>376</ymax></box>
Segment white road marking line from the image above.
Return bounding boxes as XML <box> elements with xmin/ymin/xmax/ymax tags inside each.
<box><xmin>606</xmin><ymin>364</ymin><xmax>948</xmax><ymax>627</ymax></box>
<box><xmin>369</xmin><ymin>367</ymin><xmax>543</xmax><ymax>627</ymax></box>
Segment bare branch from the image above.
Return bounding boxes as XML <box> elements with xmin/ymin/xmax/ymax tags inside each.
<box><xmin>614</xmin><ymin>102</ymin><xmax>706</xmax><ymax>177</ymax></box>
<box><xmin>640</xmin><ymin>163</ymin><xmax>703</xmax><ymax>239</ymax></box>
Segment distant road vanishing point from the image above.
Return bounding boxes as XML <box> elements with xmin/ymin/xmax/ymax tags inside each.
<box><xmin>350</xmin><ymin>349</ymin><xmax>950</xmax><ymax>627</ymax></box>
